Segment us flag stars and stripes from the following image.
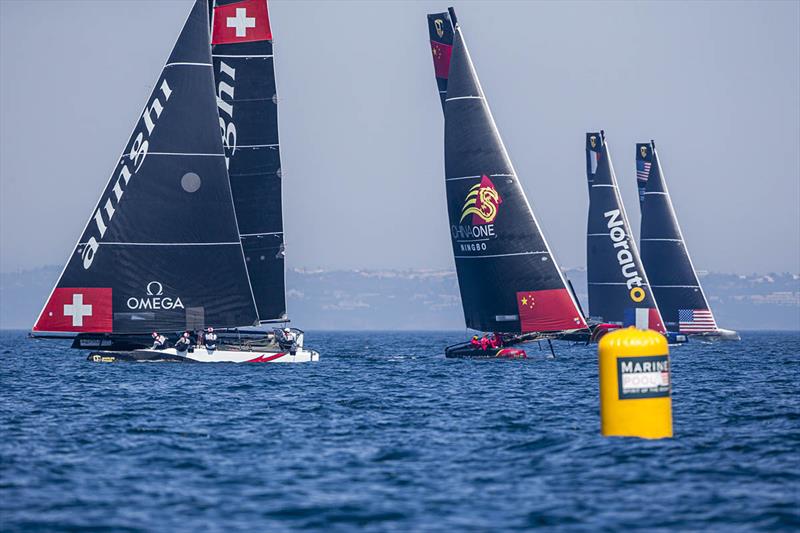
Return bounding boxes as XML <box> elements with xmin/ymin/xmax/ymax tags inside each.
<box><xmin>636</xmin><ymin>159</ymin><xmax>651</xmax><ymax>180</ymax></box>
<box><xmin>678</xmin><ymin>309</ymin><xmax>717</xmax><ymax>333</ymax></box>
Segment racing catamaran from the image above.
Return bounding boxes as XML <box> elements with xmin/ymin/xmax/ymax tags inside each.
<box><xmin>635</xmin><ymin>141</ymin><xmax>739</xmax><ymax>341</ymax></box>
<box><xmin>30</xmin><ymin>0</ymin><xmax>319</xmax><ymax>363</ymax></box>
<box><xmin>584</xmin><ymin>131</ymin><xmax>686</xmax><ymax>343</ymax></box>
<box><xmin>427</xmin><ymin>8</ymin><xmax>588</xmax><ymax>358</ymax></box>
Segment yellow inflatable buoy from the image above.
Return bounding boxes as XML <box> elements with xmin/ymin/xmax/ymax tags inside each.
<box><xmin>598</xmin><ymin>327</ymin><xmax>672</xmax><ymax>439</ymax></box>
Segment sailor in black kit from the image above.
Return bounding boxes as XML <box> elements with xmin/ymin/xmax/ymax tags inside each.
<box><xmin>175</xmin><ymin>331</ymin><xmax>191</xmax><ymax>354</ymax></box>
<box><xmin>205</xmin><ymin>327</ymin><xmax>217</xmax><ymax>351</ymax></box>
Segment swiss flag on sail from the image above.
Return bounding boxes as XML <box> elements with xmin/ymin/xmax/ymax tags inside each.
<box><xmin>33</xmin><ymin>288</ymin><xmax>113</xmax><ymax>333</ymax></box>
<box><xmin>516</xmin><ymin>289</ymin><xmax>587</xmax><ymax>332</ymax></box>
<box><xmin>212</xmin><ymin>0</ymin><xmax>272</xmax><ymax>45</ymax></box>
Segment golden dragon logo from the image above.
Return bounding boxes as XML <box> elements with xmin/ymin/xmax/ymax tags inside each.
<box><xmin>460</xmin><ymin>175</ymin><xmax>502</xmax><ymax>225</ymax></box>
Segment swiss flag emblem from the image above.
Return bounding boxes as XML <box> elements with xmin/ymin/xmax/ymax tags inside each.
<box><xmin>33</xmin><ymin>288</ymin><xmax>113</xmax><ymax>333</ymax></box>
<box><xmin>212</xmin><ymin>0</ymin><xmax>272</xmax><ymax>45</ymax></box>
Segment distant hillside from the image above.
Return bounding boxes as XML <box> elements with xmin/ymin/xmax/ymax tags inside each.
<box><xmin>1</xmin><ymin>266</ymin><xmax>798</xmax><ymax>330</ymax></box>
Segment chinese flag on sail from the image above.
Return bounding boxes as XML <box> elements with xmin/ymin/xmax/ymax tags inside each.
<box><xmin>431</xmin><ymin>41</ymin><xmax>453</xmax><ymax>78</ymax></box>
<box><xmin>212</xmin><ymin>0</ymin><xmax>272</xmax><ymax>45</ymax></box>
<box><xmin>33</xmin><ymin>288</ymin><xmax>113</xmax><ymax>333</ymax></box>
<box><xmin>516</xmin><ymin>289</ymin><xmax>587</xmax><ymax>332</ymax></box>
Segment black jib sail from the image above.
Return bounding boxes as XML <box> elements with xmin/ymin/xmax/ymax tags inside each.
<box><xmin>210</xmin><ymin>0</ymin><xmax>286</xmax><ymax>322</ymax></box>
<box><xmin>432</xmin><ymin>9</ymin><xmax>586</xmax><ymax>334</ymax></box>
<box><xmin>585</xmin><ymin>132</ymin><xmax>664</xmax><ymax>332</ymax></box>
<box><xmin>636</xmin><ymin>141</ymin><xmax>720</xmax><ymax>334</ymax></box>
<box><xmin>427</xmin><ymin>11</ymin><xmax>455</xmax><ymax>111</ymax></box>
<box><xmin>33</xmin><ymin>0</ymin><xmax>258</xmax><ymax>335</ymax></box>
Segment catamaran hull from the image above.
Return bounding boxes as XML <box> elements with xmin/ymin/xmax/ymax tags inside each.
<box><xmin>444</xmin><ymin>345</ymin><xmax>527</xmax><ymax>359</ymax></box>
<box><xmin>688</xmin><ymin>329</ymin><xmax>740</xmax><ymax>342</ymax></box>
<box><xmin>88</xmin><ymin>347</ymin><xmax>320</xmax><ymax>364</ymax></box>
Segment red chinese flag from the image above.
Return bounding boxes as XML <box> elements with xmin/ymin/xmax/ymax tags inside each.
<box><xmin>212</xmin><ymin>0</ymin><xmax>272</xmax><ymax>45</ymax></box>
<box><xmin>33</xmin><ymin>288</ymin><xmax>113</xmax><ymax>333</ymax></box>
<box><xmin>431</xmin><ymin>41</ymin><xmax>453</xmax><ymax>78</ymax></box>
<box><xmin>516</xmin><ymin>289</ymin><xmax>587</xmax><ymax>332</ymax></box>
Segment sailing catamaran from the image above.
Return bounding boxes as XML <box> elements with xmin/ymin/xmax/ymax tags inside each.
<box><xmin>30</xmin><ymin>0</ymin><xmax>319</xmax><ymax>363</ymax></box>
<box><xmin>427</xmin><ymin>8</ymin><xmax>589</xmax><ymax>358</ymax></box>
<box><xmin>635</xmin><ymin>141</ymin><xmax>739</xmax><ymax>341</ymax></box>
<box><xmin>584</xmin><ymin>131</ymin><xmax>686</xmax><ymax>343</ymax></box>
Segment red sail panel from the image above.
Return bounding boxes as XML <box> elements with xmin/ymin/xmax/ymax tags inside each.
<box><xmin>516</xmin><ymin>289</ymin><xmax>587</xmax><ymax>332</ymax></box>
<box><xmin>33</xmin><ymin>288</ymin><xmax>113</xmax><ymax>333</ymax></box>
<box><xmin>431</xmin><ymin>41</ymin><xmax>453</xmax><ymax>79</ymax></box>
<box><xmin>212</xmin><ymin>0</ymin><xmax>272</xmax><ymax>45</ymax></box>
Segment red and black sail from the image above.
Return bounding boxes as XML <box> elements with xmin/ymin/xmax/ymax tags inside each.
<box><xmin>33</xmin><ymin>0</ymin><xmax>258</xmax><ymax>335</ymax></box>
<box><xmin>210</xmin><ymin>0</ymin><xmax>286</xmax><ymax>322</ymax></box>
<box><xmin>430</xmin><ymin>9</ymin><xmax>586</xmax><ymax>334</ymax></box>
<box><xmin>427</xmin><ymin>11</ymin><xmax>455</xmax><ymax>111</ymax></box>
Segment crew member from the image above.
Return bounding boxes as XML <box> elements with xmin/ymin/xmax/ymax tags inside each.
<box><xmin>151</xmin><ymin>332</ymin><xmax>167</xmax><ymax>350</ymax></box>
<box><xmin>281</xmin><ymin>328</ymin><xmax>297</xmax><ymax>354</ymax></box>
<box><xmin>490</xmin><ymin>333</ymin><xmax>501</xmax><ymax>349</ymax></box>
<box><xmin>195</xmin><ymin>329</ymin><xmax>205</xmax><ymax>348</ymax></box>
<box><xmin>470</xmin><ymin>335</ymin><xmax>480</xmax><ymax>348</ymax></box>
<box><xmin>205</xmin><ymin>327</ymin><xmax>218</xmax><ymax>351</ymax></box>
<box><xmin>175</xmin><ymin>331</ymin><xmax>191</xmax><ymax>354</ymax></box>
<box><xmin>480</xmin><ymin>335</ymin><xmax>489</xmax><ymax>351</ymax></box>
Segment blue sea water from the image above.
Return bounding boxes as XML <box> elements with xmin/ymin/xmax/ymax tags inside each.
<box><xmin>1</xmin><ymin>330</ymin><xmax>798</xmax><ymax>532</ymax></box>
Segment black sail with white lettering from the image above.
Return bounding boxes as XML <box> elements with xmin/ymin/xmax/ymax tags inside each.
<box><xmin>585</xmin><ymin>132</ymin><xmax>663</xmax><ymax>330</ymax></box>
<box><xmin>211</xmin><ymin>0</ymin><xmax>286</xmax><ymax>321</ymax></box>
<box><xmin>32</xmin><ymin>0</ymin><xmax>258</xmax><ymax>335</ymax></box>
<box><xmin>637</xmin><ymin>142</ymin><xmax>718</xmax><ymax>332</ymax></box>
<box><xmin>436</xmin><ymin>11</ymin><xmax>586</xmax><ymax>334</ymax></box>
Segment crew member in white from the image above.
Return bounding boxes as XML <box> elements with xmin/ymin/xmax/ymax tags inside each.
<box><xmin>151</xmin><ymin>332</ymin><xmax>167</xmax><ymax>350</ymax></box>
<box><xmin>205</xmin><ymin>327</ymin><xmax>218</xmax><ymax>351</ymax></box>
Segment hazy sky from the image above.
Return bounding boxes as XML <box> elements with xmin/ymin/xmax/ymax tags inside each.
<box><xmin>1</xmin><ymin>0</ymin><xmax>798</xmax><ymax>274</ymax></box>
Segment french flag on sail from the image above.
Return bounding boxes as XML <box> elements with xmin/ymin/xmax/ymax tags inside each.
<box><xmin>623</xmin><ymin>307</ymin><xmax>665</xmax><ymax>333</ymax></box>
<box><xmin>587</xmin><ymin>149</ymin><xmax>599</xmax><ymax>175</ymax></box>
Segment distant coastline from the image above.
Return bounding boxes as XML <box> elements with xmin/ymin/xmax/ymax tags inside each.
<box><xmin>2</xmin><ymin>266</ymin><xmax>798</xmax><ymax>331</ymax></box>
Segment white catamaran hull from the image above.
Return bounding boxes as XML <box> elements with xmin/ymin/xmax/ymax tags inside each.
<box><xmin>90</xmin><ymin>346</ymin><xmax>320</xmax><ymax>364</ymax></box>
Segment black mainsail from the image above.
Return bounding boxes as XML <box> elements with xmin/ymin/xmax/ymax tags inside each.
<box><xmin>636</xmin><ymin>141</ymin><xmax>727</xmax><ymax>336</ymax></box>
<box><xmin>430</xmin><ymin>8</ymin><xmax>587</xmax><ymax>335</ymax></box>
<box><xmin>33</xmin><ymin>0</ymin><xmax>258</xmax><ymax>335</ymax></box>
<box><xmin>211</xmin><ymin>0</ymin><xmax>286</xmax><ymax>322</ymax></box>
<box><xmin>585</xmin><ymin>132</ymin><xmax>664</xmax><ymax>332</ymax></box>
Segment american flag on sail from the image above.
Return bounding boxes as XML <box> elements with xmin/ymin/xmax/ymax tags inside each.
<box><xmin>636</xmin><ymin>160</ymin><xmax>651</xmax><ymax>180</ymax></box>
<box><xmin>678</xmin><ymin>309</ymin><xmax>717</xmax><ymax>333</ymax></box>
